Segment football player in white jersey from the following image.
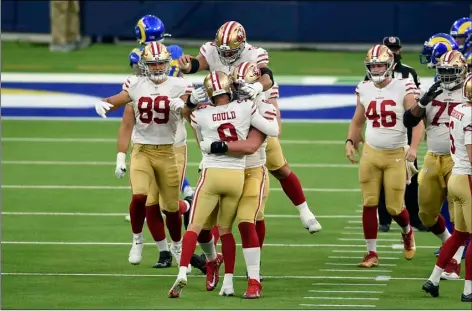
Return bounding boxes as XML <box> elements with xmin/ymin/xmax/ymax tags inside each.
<box><xmin>94</xmin><ymin>41</ymin><xmax>205</xmax><ymax>268</ymax></box>
<box><xmin>422</xmin><ymin>74</ymin><xmax>472</xmax><ymax>302</ymax></box>
<box><xmin>404</xmin><ymin>50</ymin><xmax>468</xmax><ymax>279</ymax></box>
<box><xmin>168</xmin><ymin>71</ymin><xmax>279</xmax><ymax>298</ymax></box>
<box><xmin>178</xmin><ymin>21</ymin><xmax>321</xmax><ymax>234</ymax></box>
<box><xmin>346</xmin><ymin>45</ymin><xmax>423</xmax><ymax>267</ymax></box>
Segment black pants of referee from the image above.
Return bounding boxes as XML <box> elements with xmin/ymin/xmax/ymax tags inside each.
<box><xmin>378</xmin><ymin>160</ymin><xmax>423</xmax><ymax>228</ymax></box>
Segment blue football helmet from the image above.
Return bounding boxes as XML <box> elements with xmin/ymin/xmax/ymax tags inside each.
<box><xmin>420</xmin><ymin>33</ymin><xmax>458</xmax><ymax>68</ymax></box>
<box><xmin>129</xmin><ymin>47</ymin><xmax>144</xmax><ymax>68</ymax></box>
<box><xmin>463</xmin><ymin>33</ymin><xmax>472</xmax><ymax>54</ymax></box>
<box><xmin>450</xmin><ymin>17</ymin><xmax>472</xmax><ymax>49</ymax></box>
<box><xmin>135</xmin><ymin>15</ymin><xmax>170</xmax><ymax>44</ymax></box>
<box><xmin>167</xmin><ymin>45</ymin><xmax>184</xmax><ymax>77</ymax></box>
<box><xmin>465</xmin><ymin>51</ymin><xmax>472</xmax><ymax>72</ymax></box>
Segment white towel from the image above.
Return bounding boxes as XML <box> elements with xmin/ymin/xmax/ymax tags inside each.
<box><xmin>404</xmin><ymin>145</ymin><xmax>419</xmax><ymax>185</ymax></box>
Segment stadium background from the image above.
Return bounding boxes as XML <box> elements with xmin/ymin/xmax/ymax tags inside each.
<box><xmin>1</xmin><ymin>1</ymin><xmax>471</xmax><ymax>309</ymax></box>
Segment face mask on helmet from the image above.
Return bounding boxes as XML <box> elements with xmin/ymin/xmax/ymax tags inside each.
<box><xmin>436</xmin><ymin>66</ymin><xmax>466</xmax><ymax>90</ymax></box>
<box><xmin>365</xmin><ymin>63</ymin><xmax>392</xmax><ymax>83</ymax></box>
<box><xmin>217</xmin><ymin>44</ymin><xmax>245</xmax><ymax>66</ymax></box>
<box><xmin>139</xmin><ymin>60</ymin><xmax>170</xmax><ymax>83</ymax></box>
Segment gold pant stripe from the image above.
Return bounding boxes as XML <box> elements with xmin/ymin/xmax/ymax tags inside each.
<box><xmin>178</xmin><ymin>145</ymin><xmax>187</xmax><ymax>191</ymax></box>
<box><xmin>252</xmin><ymin>167</ymin><xmax>267</xmax><ymax>223</ymax></box>
<box><xmin>189</xmin><ymin>168</ymin><xmax>207</xmax><ymax>223</ymax></box>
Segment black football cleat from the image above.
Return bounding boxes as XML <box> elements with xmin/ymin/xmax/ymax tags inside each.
<box><xmin>153</xmin><ymin>250</ymin><xmax>172</xmax><ymax>268</ymax></box>
<box><xmin>379</xmin><ymin>224</ymin><xmax>390</xmax><ymax>232</ymax></box>
<box><xmin>190</xmin><ymin>254</ymin><xmax>207</xmax><ymax>275</ymax></box>
<box><xmin>461</xmin><ymin>293</ymin><xmax>472</xmax><ymax>302</ymax></box>
<box><xmin>422</xmin><ymin>280</ymin><xmax>439</xmax><ymax>298</ymax></box>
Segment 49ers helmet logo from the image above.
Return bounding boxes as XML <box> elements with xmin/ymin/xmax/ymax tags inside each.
<box><xmin>236</xmin><ymin>28</ymin><xmax>246</xmax><ymax>42</ymax></box>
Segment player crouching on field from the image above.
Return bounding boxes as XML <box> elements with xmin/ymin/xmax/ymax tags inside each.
<box><xmin>346</xmin><ymin>45</ymin><xmax>422</xmax><ymax>267</ymax></box>
<box><xmin>168</xmin><ymin>71</ymin><xmax>278</xmax><ymax>298</ymax></box>
<box><xmin>199</xmin><ymin>62</ymin><xmax>277</xmax><ymax>298</ymax></box>
<box><xmin>422</xmin><ymin>74</ymin><xmax>472</xmax><ymax>302</ymax></box>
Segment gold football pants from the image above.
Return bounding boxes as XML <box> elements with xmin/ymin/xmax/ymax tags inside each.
<box><xmin>237</xmin><ymin>166</ymin><xmax>268</xmax><ymax>224</ymax></box>
<box><xmin>266</xmin><ymin>137</ymin><xmax>286</xmax><ymax>171</ymax></box>
<box><xmin>448</xmin><ymin>174</ymin><xmax>472</xmax><ymax>233</ymax></box>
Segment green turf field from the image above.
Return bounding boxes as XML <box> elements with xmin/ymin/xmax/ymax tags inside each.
<box><xmin>1</xmin><ymin>120</ymin><xmax>467</xmax><ymax>310</ymax></box>
<box><xmin>2</xmin><ymin>41</ymin><xmax>435</xmax><ymax>78</ymax></box>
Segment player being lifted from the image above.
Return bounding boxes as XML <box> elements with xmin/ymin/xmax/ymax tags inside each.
<box><xmin>422</xmin><ymin>74</ymin><xmax>472</xmax><ymax>303</ymax></box>
<box><xmin>94</xmin><ymin>41</ymin><xmax>205</xmax><ymax>269</ymax></box>
<box><xmin>177</xmin><ymin>21</ymin><xmax>321</xmax><ymax>234</ymax></box>
<box><xmin>168</xmin><ymin>71</ymin><xmax>279</xmax><ymax>299</ymax></box>
<box><xmin>404</xmin><ymin>50</ymin><xmax>468</xmax><ymax>279</ymax></box>
<box><xmin>346</xmin><ymin>45</ymin><xmax>423</xmax><ymax>267</ymax></box>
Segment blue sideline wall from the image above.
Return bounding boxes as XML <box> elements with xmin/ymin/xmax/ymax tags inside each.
<box><xmin>2</xmin><ymin>1</ymin><xmax>468</xmax><ymax>44</ymax></box>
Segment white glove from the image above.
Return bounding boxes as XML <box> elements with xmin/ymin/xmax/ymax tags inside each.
<box><xmin>190</xmin><ymin>87</ymin><xmax>208</xmax><ymax>105</ymax></box>
<box><xmin>240</xmin><ymin>82</ymin><xmax>263</xmax><ymax>99</ymax></box>
<box><xmin>169</xmin><ymin>98</ymin><xmax>185</xmax><ymax>112</ymax></box>
<box><xmin>95</xmin><ymin>101</ymin><xmax>114</xmax><ymax>118</ymax></box>
<box><xmin>115</xmin><ymin>152</ymin><xmax>127</xmax><ymax>179</ymax></box>
<box><xmin>199</xmin><ymin>140</ymin><xmax>212</xmax><ymax>153</ymax></box>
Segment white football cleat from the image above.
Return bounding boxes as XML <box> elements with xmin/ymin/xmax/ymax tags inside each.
<box><xmin>168</xmin><ymin>276</ymin><xmax>187</xmax><ymax>298</ymax></box>
<box><xmin>300</xmin><ymin>211</ymin><xmax>322</xmax><ymax>234</ymax></box>
<box><xmin>187</xmin><ymin>264</ymin><xmax>192</xmax><ymax>274</ymax></box>
<box><xmin>125</xmin><ymin>214</ymin><xmax>131</xmax><ymax>222</ymax></box>
<box><xmin>219</xmin><ymin>286</ymin><xmax>235</xmax><ymax>296</ymax></box>
<box><xmin>170</xmin><ymin>242</ymin><xmax>182</xmax><ymax>266</ymax></box>
<box><xmin>128</xmin><ymin>235</ymin><xmax>144</xmax><ymax>265</ymax></box>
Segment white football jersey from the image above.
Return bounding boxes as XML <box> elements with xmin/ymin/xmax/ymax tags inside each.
<box><xmin>123</xmin><ymin>76</ymin><xmax>193</xmax><ymax>145</ymax></box>
<box><xmin>356</xmin><ymin>78</ymin><xmax>420</xmax><ymax>149</ymax></box>
<box><xmin>199</xmin><ymin>41</ymin><xmax>269</xmax><ymax>75</ymax></box>
<box><xmin>265</xmin><ymin>82</ymin><xmax>279</xmax><ymax>100</ymax></box>
<box><xmin>449</xmin><ymin>103</ymin><xmax>472</xmax><ymax>175</ymax></box>
<box><xmin>424</xmin><ymin>87</ymin><xmax>463</xmax><ymax>155</ymax></box>
<box><xmin>245</xmin><ymin>94</ymin><xmax>277</xmax><ymax>169</ymax></box>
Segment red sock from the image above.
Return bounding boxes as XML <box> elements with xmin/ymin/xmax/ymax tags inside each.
<box><xmin>392</xmin><ymin>208</ymin><xmax>410</xmax><ymax>228</ymax></box>
<box><xmin>278</xmin><ymin>171</ymin><xmax>306</xmax><ymax>206</ymax></box>
<box><xmin>145</xmin><ymin>204</ymin><xmax>166</xmax><ymax>241</ymax></box>
<box><xmin>220</xmin><ymin>233</ymin><xmax>236</xmax><ymax>274</ymax></box>
<box><xmin>466</xmin><ymin>234</ymin><xmax>472</xmax><ymax>281</ymax></box>
<box><xmin>362</xmin><ymin>206</ymin><xmax>378</xmax><ymax>239</ymax></box>
<box><xmin>256</xmin><ymin>220</ymin><xmax>266</xmax><ymax>248</ymax></box>
<box><xmin>197</xmin><ymin>230</ymin><xmax>212</xmax><ymax>244</ymax></box>
<box><xmin>162</xmin><ymin>210</ymin><xmax>182</xmax><ymax>242</ymax></box>
<box><xmin>129</xmin><ymin>195</ymin><xmax>147</xmax><ymax>234</ymax></box>
<box><xmin>179</xmin><ymin>231</ymin><xmax>198</xmax><ymax>267</ymax></box>
<box><xmin>429</xmin><ymin>215</ymin><xmax>447</xmax><ymax>235</ymax></box>
<box><xmin>238</xmin><ymin>222</ymin><xmax>260</xmax><ymax>248</ymax></box>
<box><xmin>211</xmin><ymin>225</ymin><xmax>220</xmax><ymax>247</ymax></box>
<box><xmin>178</xmin><ymin>200</ymin><xmax>189</xmax><ymax>214</ymax></box>
<box><xmin>436</xmin><ymin>230</ymin><xmax>469</xmax><ymax>268</ymax></box>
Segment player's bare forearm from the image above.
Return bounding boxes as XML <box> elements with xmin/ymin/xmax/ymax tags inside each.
<box><xmin>192</xmin><ymin>127</ymin><xmax>201</xmax><ymax>148</ymax></box>
<box><xmin>104</xmin><ymin>91</ymin><xmax>132</xmax><ymax>110</ymax></box>
<box><xmin>117</xmin><ymin>105</ymin><xmax>135</xmax><ymax>153</ymax></box>
<box><xmin>227</xmin><ymin>128</ymin><xmax>266</xmax><ymax>156</ymax></box>
<box><xmin>410</xmin><ymin>103</ymin><xmax>426</xmax><ymax>118</ymax></box>
<box><xmin>467</xmin><ymin>144</ymin><xmax>472</xmax><ymax>166</ymax></box>
<box><xmin>347</xmin><ymin>101</ymin><xmax>366</xmax><ymax>145</ymax></box>
<box><xmin>410</xmin><ymin>122</ymin><xmax>423</xmax><ymax>150</ymax></box>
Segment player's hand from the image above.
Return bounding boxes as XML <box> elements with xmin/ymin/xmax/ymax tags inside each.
<box><xmin>199</xmin><ymin>140</ymin><xmax>212</xmax><ymax>153</ymax></box>
<box><xmin>95</xmin><ymin>101</ymin><xmax>114</xmax><ymax>118</ymax></box>
<box><xmin>190</xmin><ymin>87</ymin><xmax>208</xmax><ymax>105</ymax></box>
<box><xmin>404</xmin><ymin>147</ymin><xmax>417</xmax><ymax>162</ymax></box>
<box><xmin>345</xmin><ymin>141</ymin><xmax>359</xmax><ymax>164</ymax></box>
<box><xmin>169</xmin><ymin>98</ymin><xmax>185</xmax><ymax>112</ymax></box>
<box><xmin>419</xmin><ymin>81</ymin><xmax>443</xmax><ymax>107</ymax></box>
<box><xmin>115</xmin><ymin>152</ymin><xmax>127</xmax><ymax>178</ymax></box>
<box><xmin>178</xmin><ymin>55</ymin><xmax>193</xmax><ymax>71</ymax></box>
<box><xmin>240</xmin><ymin>82</ymin><xmax>263</xmax><ymax>99</ymax></box>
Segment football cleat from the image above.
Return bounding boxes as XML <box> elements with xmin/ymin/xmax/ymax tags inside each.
<box><xmin>422</xmin><ymin>280</ymin><xmax>439</xmax><ymax>297</ymax></box>
<box><xmin>300</xmin><ymin>210</ymin><xmax>322</xmax><ymax>234</ymax></box>
<box><xmin>168</xmin><ymin>276</ymin><xmax>187</xmax><ymax>298</ymax></box>
<box><xmin>190</xmin><ymin>253</ymin><xmax>207</xmax><ymax>275</ymax></box>
<box><xmin>243</xmin><ymin>279</ymin><xmax>262</xmax><ymax>299</ymax></box>
<box><xmin>461</xmin><ymin>293</ymin><xmax>472</xmax><ymax>302</ymax></box>
<box><xmin>379</xmin><ymin>224</ymin><xmax>390</xmax><ymax>232</ymax></box>
<box><xmin>441</xmin><ymin>258</ymin><xmax>461</xmax><ymax>280</ymax></box>
<box><xmin>359</xmin><ymin>251</ymin><xmax>379</xmax><ymax>268</ymax></box>
<box><xmin>128</xmin><ymin>235</ymin><xmax>144</xmax><ymax>265</ymax></box>
<box><xmin>153</xmin><ymin>250</ymin><xmax>172</xmax><ymax>268</ymax></box>
<box><xmin>170</xmin><ymin>242</ymin><xmax>182</xmax><ymax>266</ymax></box>
<box><xmin>206</xmin><ymin>253</ymin><xmax>223</xmax><ymax>291</ymax></box>
<box><xmin>219</xmin><ymin>286</ymin><xmax>235</xmax><ymax>297</ymax></box>
<box><xmin>402</xmin><ymin>229</ymin><xmax>416</xmax><ymax>260</ymax></box>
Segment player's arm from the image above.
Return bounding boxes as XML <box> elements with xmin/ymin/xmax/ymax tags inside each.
<box><xmin>249</xmin><ymin>102</ymin><xmax>279</xmax><ymax>137</ymax></box>
<box><xmin>403</xmin><ymin>93</ymin><xmax>423</xmax><ymax>160</ymax></box>
<box><xmin>115</xmin><ymin>104</ymin><xmax>135</xmax><ymax>178</ymax></box>
<box><xmin>267</xmin><ymin>97</ymin><xmax>282</xmax><ymax>137</ymax></box>
<box><xmin>189</xmin><ymin>113</ymin><xmax>201</xmax><ymax>148</ymax></box>
<box><xmin>204</xmin><ymin>127</ymin><xmax>266</xmax><ymax>156</ymax></box>
<box><xmin>178</xmin><ymin>50</ymin><xmax>209</xmax><ymax>74</ymax></box>
<box><xmin>465</xmin><ymin>123</ymin><xmax>472</xmax><ymax>166</ymax></box>
<box><xmin>346</xmin><ymin>95</ymin><xmax>366</xmax><ymax>146</ymax></box>
<box><xmin>404</xmin><ymin>81</ymin><xmax>442</xmax><ymax>127</ymax></box>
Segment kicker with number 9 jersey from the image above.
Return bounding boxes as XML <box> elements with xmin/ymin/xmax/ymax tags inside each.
<box><xmin>356</xmin><ymin>79</ymin><xmax>420</xmax><ymax>149</ymax></box>
<box><xmin>123</xmin><ymin>75</ymin><xmax>193</xmax><ymax>145</ymax></box>
<box><xmin>449</xmin><ymin>104</ymin><xmax>472</xmax><ymax>175</ymax></box>
<box><xmin>191</xmin><ymin>99</ymin><xmax>262</xmax><ymax>170</ymax></box>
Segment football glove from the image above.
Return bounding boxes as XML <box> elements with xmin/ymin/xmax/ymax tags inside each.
<box><xmin>240</xmin><ymin>82</ymin><xmax>263</xmax><ymax>99</ymax></box>
<box><xmin>95</xmin><ymin>101</ymin><xmax>114</xmax><ymax>118</ymax></box>
<box><xmin>115</xmin><ymin>152</ymin><xmax>127</xmax><ymax>179</ymax></box>
<box><xmin>190</xmin><ymin>87</ymin><xmax>208</xmax><ymax>105</ymax></box>
<box><xmin>419</xmin><ymin>81</ymin><xmax>443</xmax><ymax>107</ymax></box>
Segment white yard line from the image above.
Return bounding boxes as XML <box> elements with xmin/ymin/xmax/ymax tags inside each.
<box><xmin>312</xmin><ymin>283</ymin><xmax>387</xmax><ymax>287</ymax></box>
<box><xmin>2</xmin><ymin>185</ymin><xmax>361</xmax><ymax>192</ymax></box>
<box><xmin>341</xmin><ymin>232</ymin><xmax>399</xmax><ymax>236</ymax></box>
<box><xmin>319</xmin><ymin>269</ymin><xmax>392</xmax><ymax>273</ymax></box>
<box><xmin>2</xmin><ymin>137</ymin><xmax>345</xmax><ymax>145</ymax></box>
<box><xmin>303</xmin><ymin>297</ymin><xmax>379</xmax><ymax>301</ymax></box>
<box><xmin>339</xmin><ymin>238</ymin><xmax>400</xmax><ymax>242</ymax></box>
<box><xmin>347</xmin><ymin>220</ymin><xmax>362</xmax><ymax>224</ymax></box>
<box><xmin>308</xmin><ymin>290</ymin><xmax>383</xmax><ymax>294</ymax></box>
<box><xmin>331</xmin><ymin>250</ymin><xmax>401</xmax><ymax>254</ymax></box>
<box><xmin>299</xmin><ymin>304</ymin><xmax>376</xmax><ymax>308</ymax></box>
<box><xmin>328</xmin><ymin>256</ymin><xmax>399</xmax><ymax>260</ymax></box>
<box><xmin>324</xmin><ymin>263</ymin><xmax>397</xmax><ymax>267</ymax></box>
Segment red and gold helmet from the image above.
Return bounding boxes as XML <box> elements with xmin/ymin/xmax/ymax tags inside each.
<box><xmin>437</xmin><ymin>50</ymin><xmax>467</xmax><ymax>90</ymax></box>
<box><xmin>215</xmin><ymin>21</ymin><xmax>246</xmax><ymax>65</ymax></box>
<box><xmin>231</xmin><ymin>62</ymin><xmax>261</xmax><ymax>98</ymax></box>
<box><xmin>139</xmin><ymin>41</ymin><xmax>171</xmax><ymax>82</ymax></box>
<box><xmin>463</xmin><ymin>73</ymin><xmax>472</xmax><ymax>102</ymax></box>
<box><xmin>364</xmin><ymin>44</ymin><xmax>394</xmax><ymax>83</ymax></box>
<box><xmin>203</xmin><ymin>71</ymin><xmax>234</xmax><ymax>103</ymax></box>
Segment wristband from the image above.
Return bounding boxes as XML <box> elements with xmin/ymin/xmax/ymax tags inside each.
<box><xmin>210</xmin><ymin>141</ymin><xmax>228</xmax><ymax>154</ymax></box>
<box><xmin>117</xmin><ymin>152</ymin><xmax>126</xmax><ymax>163</ymax></box>
<box><xmin>417</xmin><ymin>102</ymin><xmax>427</xmax><ymax>109</ymax></box>
<box><xmin>345</xmin><ymin>139</ymin><xmax>354</xmax><ymax>145</ymax></box>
